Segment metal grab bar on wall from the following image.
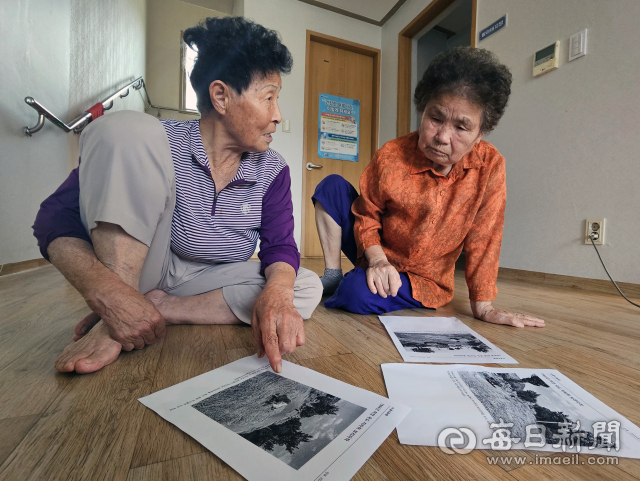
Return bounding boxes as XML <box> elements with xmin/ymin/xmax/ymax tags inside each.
<box><xmin>24</xmin><ymin>77</ymin><xmax>144</xmax><ymax>136</ymax></box>
<box><xmin>24</xmin><ymin>77</ymin><xmax>198</xmax><ymax>137</ymax></box>
<box><xmin>137</xmin><ymin>78</ymin><xmax>200</xmax><ymax>118</ymax></box>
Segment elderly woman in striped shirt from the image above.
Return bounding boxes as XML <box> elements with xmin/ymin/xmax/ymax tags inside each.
<box><xmin>33</xmin><ymin>17</ymin><xmax>322</xmax><ymax>374</ymax></box>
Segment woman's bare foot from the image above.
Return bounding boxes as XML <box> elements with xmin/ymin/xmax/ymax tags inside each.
<box><xmin>144</xmin><ymin>289</ymin><xmax>241</xmax><ymax>325</ymax></box>
<box><xmin>145</xmin><ymin>289</ymin><xmax>170</xmax><ymax>311</ymax></box>
<box><xmin>73</xmin><ymin>312</ymin><xmax>101</xmax><ymax>341</ymax></box>
<box><xmin>144</xmin><ymin>289</ymin><xmax>179</xmax><ymax>324</ymax></box>
<box><xmin>56</xmin><ymin>321</ymin><xmax>122</xmax><ymax>373</ymax></box>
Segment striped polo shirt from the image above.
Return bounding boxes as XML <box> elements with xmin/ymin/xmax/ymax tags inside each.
<box><xmin>33</xmin><ymin>119</ymin><xmax>300</xmax><ymax>275</ymax></box>
<box><xmin>163</xmin><ymin>119</ymin><xmax>299</xmax><ymax>272</ymax></box>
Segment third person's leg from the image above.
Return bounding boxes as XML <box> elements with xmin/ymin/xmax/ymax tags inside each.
<box><xmin>315</xmin><ymin>203</ymin><xmax>342</xmax><ymax>270</ymax></box>
<box><xmin>311</xmin><ymin>174</ymin><xmax>359</xmax><ymax>295</ymax></box>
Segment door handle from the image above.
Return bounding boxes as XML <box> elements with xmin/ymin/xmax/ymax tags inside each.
<box><xmin>306</xmin><ymin>162</ymin><xmax>323</xmax><ymax>171</ymax></box>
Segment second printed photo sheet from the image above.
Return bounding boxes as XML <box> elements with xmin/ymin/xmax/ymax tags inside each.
<box><xmin>379</xmin><ymin>316</ymin><xmax>517</xmax><ymax>364</ymax></box>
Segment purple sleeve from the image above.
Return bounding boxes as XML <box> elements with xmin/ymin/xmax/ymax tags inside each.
<box><xmin>32</xmin><ymin>165</ymin><xmax>92</xmax><ymax>261</ymax></box>
<box><xmin>258</xmin><ymin>165</ymin><xmax>301</xmax><ymax>276</ymax></box>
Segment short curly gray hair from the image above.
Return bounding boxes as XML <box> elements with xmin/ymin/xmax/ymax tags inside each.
<box><xmin>414</xmin><ymin>47</ymin><xmax>512</xmax><ymax>133</ymax></box>
<box><xmin>184</xmin><ymin>17</ymin><xmax>293</xmax><ymax>114</ymax></box>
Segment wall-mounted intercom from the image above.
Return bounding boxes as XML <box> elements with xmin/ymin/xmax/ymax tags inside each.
<box><xmin>533</xmin><ymin>41</ymin><xmax>559</xmax><ymax>77</ymax></box>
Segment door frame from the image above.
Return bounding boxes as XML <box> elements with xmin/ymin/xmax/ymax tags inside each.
<box><xmin>396</xmin><ymin>0</ymin><xmax>477</xmax><ymax>137</ymax></box>
<box><xmin>301</xmin><ymin>30</ymin><xmax>381</xmax><ymax>257</ymax></box>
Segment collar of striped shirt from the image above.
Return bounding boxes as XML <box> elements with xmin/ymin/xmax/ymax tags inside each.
<box><xmin>188</xmin><ymin>120</ymin><xmax>257</xmax><ymax>187</ymax></box>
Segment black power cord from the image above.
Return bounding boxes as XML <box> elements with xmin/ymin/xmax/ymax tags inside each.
<box><xmin>589</xmin><ymin>233</ymin><xmax>640</xmax><ymax>309</ymax></box>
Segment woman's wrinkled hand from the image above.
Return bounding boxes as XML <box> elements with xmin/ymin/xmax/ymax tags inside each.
<box><xmin>85</xmin><ymin>279</ymin><xmax>166</xmax><ymax>350</ymax></box>
<box><xmin>471</xmin><ymin>301</ymin><xmax>545</xmax><ymax>328</ymax></box>
<box><xmin>252</xmin><ymin>282</ymin><xmax>305</xmax><ymax>373</ymax></box>
<box><xmin>366</xmin><ymin>259</ymin><xmax>402</xmax><ymax>298</ymax></box>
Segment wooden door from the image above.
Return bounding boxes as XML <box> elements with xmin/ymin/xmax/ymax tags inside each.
<box><xmin>303</xmin><ymin>37</ymin><xmax>377</xmax><ymax>257</ymax></box>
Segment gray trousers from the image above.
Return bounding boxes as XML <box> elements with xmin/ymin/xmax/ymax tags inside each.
<box><xmin>78</xmin><ymin>111</ymin><xmax>322</xmax><ymax>324</ymax></box>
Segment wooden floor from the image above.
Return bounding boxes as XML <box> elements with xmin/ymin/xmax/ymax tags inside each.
<box><xmin>1</xmin><ymin>258</ymin><xmax>639</xmax><ymax>480</ymax></box>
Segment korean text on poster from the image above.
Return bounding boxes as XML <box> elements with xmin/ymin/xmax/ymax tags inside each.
<box><xmin>318</xmin><ymin>93</ymin><xmax>360</xmax><ymax>162</ymax></box>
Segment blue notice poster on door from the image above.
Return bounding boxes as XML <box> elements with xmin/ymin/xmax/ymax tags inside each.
<box><xmin>318</xmin><ymin>93</ymin><xmax>360</xmax><ymax>162</ymax></box>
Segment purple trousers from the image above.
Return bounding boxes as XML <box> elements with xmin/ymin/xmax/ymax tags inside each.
<box><xmin>312</xmin><ymin>175</ymin><xmax>427</xmax><ymax>315</ymax></box>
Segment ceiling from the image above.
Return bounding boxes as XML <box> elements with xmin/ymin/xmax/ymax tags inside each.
<box><xmin>296</xmin><ymin>0</ymin><xmax>407</xmax><ymax>26</ymax></box>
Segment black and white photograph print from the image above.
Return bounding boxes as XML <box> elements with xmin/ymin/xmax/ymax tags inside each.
<box><xmin>458</xmin><ymin>371</ymin><xmax>601</xmax><ymax>447</ymax></box>
<box><xmin>192</xmin><ymin>371</ymin><xmax>367</xmax><ymax>470</ymax></box>
<box><xmin>395</xmin><ymin>332</ymin><xmax>491</xmax><ymax>354</ymax></box>
<box><xmin>379</xmin><ymin>316</ymin><xmax>517</xmax><ymax>363</ymax></box>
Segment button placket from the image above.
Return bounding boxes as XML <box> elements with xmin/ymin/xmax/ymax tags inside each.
<box><xmin>431</xmin><ymin>179</ymin><xmax>443</xmax><ymax>227</ymax></box>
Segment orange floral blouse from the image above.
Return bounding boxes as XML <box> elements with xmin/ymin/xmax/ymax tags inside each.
<box><xmin>352</xmin><ymin>131</ymin><xmax>506</xmax><ymax>308</ymax></box>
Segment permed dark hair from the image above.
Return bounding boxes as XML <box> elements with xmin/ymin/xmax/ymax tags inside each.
<box><xmin>183</xmin><ymin>17</ymin><xmax>293</xmax><ymax>114</ymax></box>
<box><xmin>414</xmin><ymin>47</ymin><xmax>512</xmax><ymax>133</ymax></box>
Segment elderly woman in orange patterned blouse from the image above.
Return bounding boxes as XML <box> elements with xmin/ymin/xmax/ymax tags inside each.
<box><xmin>312</xmin><ymin>47</ymin><xmax>545</xmax><ymax>328</ymax></box>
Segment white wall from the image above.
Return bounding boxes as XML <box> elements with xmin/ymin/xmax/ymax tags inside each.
<box><xmin>146</xmin><ymin>0</ymin><xmax>227</xmax><ymax>121</ymax></box>
<box><xmin>477</xmin><ymin>0</ymin><xmax>640</xmax><ymax>284</ymax></box>
<box><xmin>67</xmin><ymin>0</ymin><xmax>147</xmax><ymax>170</ymax></box>
<box><xmin>242</xmin><ymin>0</ymin><xmax>382</xmax><ymax>248</ymax></box>
<box><xmin>0</xmin><ymin>0</ymin><xmax>148</xmax><ymax>265</ymax></box>
<box><xmin>0</xmin><ymin>0</ymin><xmax>71</xmax><ymax>265</ymax></box>
<box><xmin>232</xmin><ymin>0</ymin><xmax>243</xmax><ymax>16</ymax></box>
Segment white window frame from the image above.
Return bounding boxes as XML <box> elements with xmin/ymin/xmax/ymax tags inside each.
<box><xmin>180</xmin><ymin>32</ymin><xmax>199</xmax><ymax>113</ymax></box>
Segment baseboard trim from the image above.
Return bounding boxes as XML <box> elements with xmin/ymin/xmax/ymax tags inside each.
<box><xmin>498</xmin><ymin>267</ymin><xmax>640</xmax><ymax>299</ymax></box>
<box><xmin>0</xmin><ymin>258</ymin><xmax>50</xmax><ymax>277</ymax></box>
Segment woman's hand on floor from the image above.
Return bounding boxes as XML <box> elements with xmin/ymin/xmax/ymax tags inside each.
<box><xmin>470</xmin><ymin>301</ymin><xmax>545</xmax><ymax>328</ymax></box>
<box><xmin>364</xmin><ymin>245</ymin><xmax>402</xmax><ymax>298</ymax></box>
<box><xmin>253</xmin><ymin>263</ymin><xmax>305</xmax><ymax>373</ymax></box>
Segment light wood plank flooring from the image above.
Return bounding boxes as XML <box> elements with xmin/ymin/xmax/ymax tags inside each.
<box><xmin>1</xmin><ymin>259</ymin><xmax>639</xmax><ymax>480</ymax></box>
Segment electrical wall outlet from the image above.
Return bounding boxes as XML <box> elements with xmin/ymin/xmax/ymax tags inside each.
<box><xmin>585</xmin><ymin>218</ymin><xmax>605</xmax><ymax>245</ymax></box>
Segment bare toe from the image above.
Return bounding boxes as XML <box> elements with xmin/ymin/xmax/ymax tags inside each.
<box><xmin>55</xmin><ymin>344</ymin><xmax>90</xmax><ymax>372</ymax></box>
<box><xmin>74</xmin><ymin>341</ymin><xmax>122</xmax><ymax>374</ymax></box>
<box><xmin>73</xmin><ymin>312</ymin><xmax>101</xmax><ymax>341</ymax></box>
<box><xmin>56</xmin><ymin>322</ymin><xmax>122</xmax><ymax>374</ymax></box>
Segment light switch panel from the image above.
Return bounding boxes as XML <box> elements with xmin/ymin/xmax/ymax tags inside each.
<box><xmin>569</xmin><ymin>29</ymin><xmax>588</xmax><ymax>61</ymax></box>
